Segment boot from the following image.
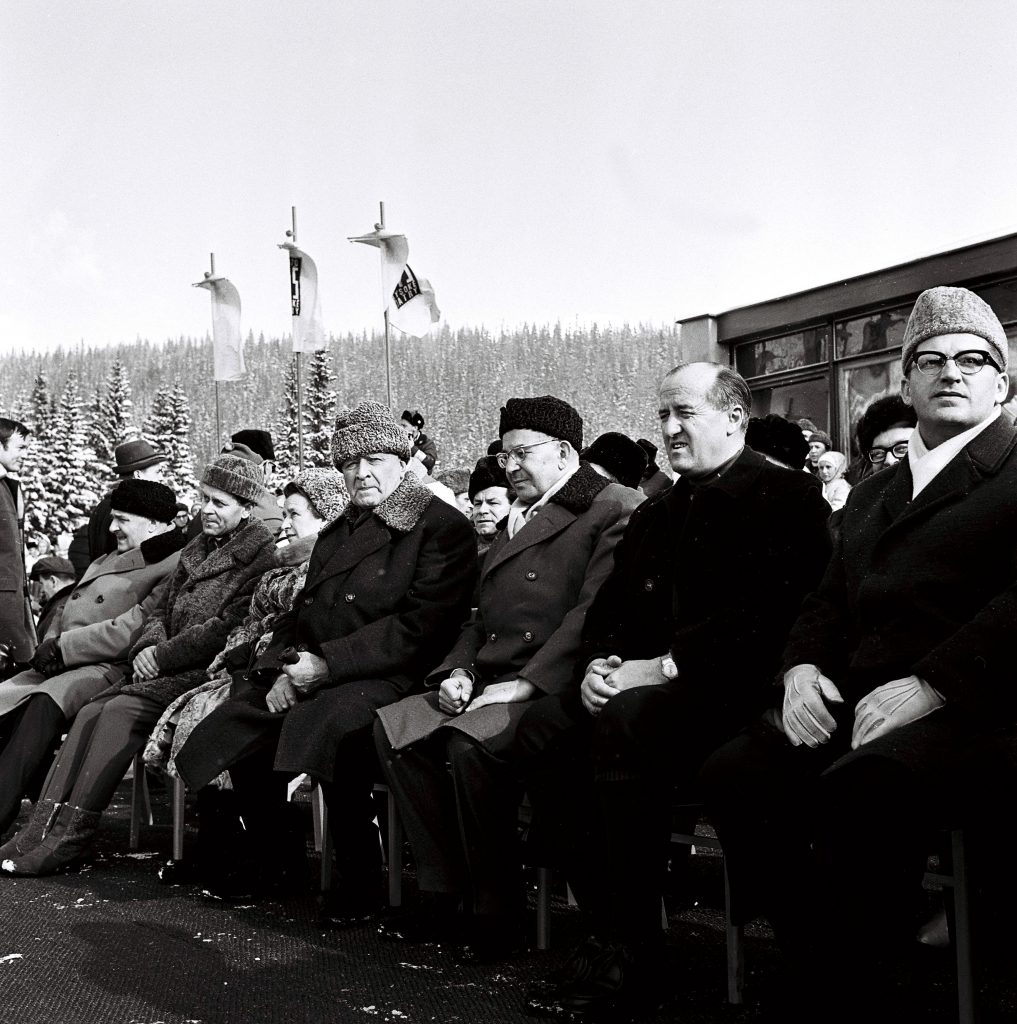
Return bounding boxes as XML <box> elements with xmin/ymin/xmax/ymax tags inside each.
<box><xmin>1</xmin><ymin>803</ymin><xmax>102</xmax><ymax>876</ymax></box>
<box><xmin>0</xmin><ymin>797</ymin><xmax>60</xmax><ymax>861</ymax></box>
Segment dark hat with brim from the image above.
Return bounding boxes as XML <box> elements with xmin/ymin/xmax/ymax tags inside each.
<box><xmin>499</xmin><ymin>395</ymin><xmax>583</xmax><ymax>452</ymax></box>
<box><xmin>230</xmin><ymin>429</ymin><xmax>275</xmax><ymax>462</ymax></box>
<box><xmin>111</xmin><ymin>479</ymin><xmax>178</xmax><ymax>524</ymax></box>
<box><xmin>114</xmin><ymin>439</ymin><xmax>166</xmax><ymax>476</ymax></box>
<box><xmin>580</xmin><ymin>432</ymin><xmax>647</xmax><ymax>489</ymax></box>
<box><xmin>400</xmin><ymin>409</ymin><xmax>425</xmax><ymax>430</ymax></box>
<box><xmin>30</xmin><ymin>556</ymin><xmax>76</xmax><ymax>580</ymax></box>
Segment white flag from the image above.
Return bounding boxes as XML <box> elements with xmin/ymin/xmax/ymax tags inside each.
<box><xmin>278</xmin><ymin>242</ymin><xmax>326</xmax><ymax>352</ymax></box>
<box><xmin>348</xmin><ymin>228</ymin><xmax>441</xmax><ymax>338</ymax></box>
<box><xmin>193</xmin><ymin>275</ymin><xmax>244</xmax><ymax>381</ymax></box>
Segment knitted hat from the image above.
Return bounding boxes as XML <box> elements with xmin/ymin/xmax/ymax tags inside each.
<box><xmin>580</xmin><ymin>432</ymin><xmax>647</xmax><ymax>489</ymax></box>
<box><xmin>331</xmin><ymin>401</ymin><xmax>411</xmax><ymax>467</ymax></box>
<box><xmin>114</xmin><ymin>439</ymin><xmax>166</xmax><ymax>477</ymax></box>
<box><xmin>808</xmin><ymin>430</ymin><xmax>832</xmax><ymax>449</ymax></box>
<box><xmin>200</xmin><ymin>455</ymin><xmax>270</xmax><ymax>505</ymax></box>
<box><xmin>110</xmin><ymin>478</ymin><xmax>178</xmax><ymax>523</ymax></box>
<box><xmin>230</xmin><ymin>429</ymin><xmax>275</xmax><ymax>462</ymax></box>
<box><xmin>220</xmin><ymin>441</ymin><xmax>263</xmax><ymax>465</ymax></box>
<box><xmin>30</xmin><ymin>556</ymin><xmax>76</xmax><ymax>580</ymax></box>
<box><xmin>400</xmin><ymin>409</ymin><xmax>426</xmax><ymax>430</ymax></box>
<box><xmin>498</xmin><ymin>395</ymin><xmax>583</xmax><ymax>451</ymax></box>
<box><xmin>901</xmin><ymin>286</ymin><xmax>1008</xmax><ymax>371</ymax></box>
<box><xmin>468</xmin><ymin>456</ymin><xmax>511</xmax><ymax>500</ymax></box>
<box><xmin>285</xmin><ymin>468</ymin><xmax>349</xmax><ymax>523</ymax></box>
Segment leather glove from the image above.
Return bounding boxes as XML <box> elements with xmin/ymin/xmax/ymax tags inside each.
<box><xmin>31</xmin><ymin>637</ymin><xmax>65</xmax><ymax>677</ymax></box>
<box><xmin>851</xmin><ymin>676</ymin><xmax>945</xmax><ymax>749</ymax></box>
<box><xmin>781</xmin><ymin>664</ymin><xmax>844</xmax><ymax>748</ymax></box>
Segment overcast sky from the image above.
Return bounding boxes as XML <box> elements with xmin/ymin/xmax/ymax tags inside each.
<box><xmin>2</xmin><ymin>1</ymin><xmax>1015</xmax><ymax>353</ymax></box>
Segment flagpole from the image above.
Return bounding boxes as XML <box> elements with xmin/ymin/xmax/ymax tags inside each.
<box><xmin>286</xmin><ymin>206</ymin><xmax>305</xmax><ymax>473</ymax></box>
<box><xmin>379</xmin><ymin>201</ymin><xmax>393</xmax><ymax>409</ymax></box>
<box><xmin>209</xmin><ymin>252</ymin><xmax>222</xmax><ymax>453</ymax></box>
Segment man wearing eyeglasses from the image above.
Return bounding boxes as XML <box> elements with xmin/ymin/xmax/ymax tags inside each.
<box><xmin>375</xmin><ymin>395</ymin><xmax>643</xmax><ymax>961</ymax></box>
<box><xmin>702</xmin><ymin>285</ymin><xmax>1017</xmax><ymax>1021</ymax></box>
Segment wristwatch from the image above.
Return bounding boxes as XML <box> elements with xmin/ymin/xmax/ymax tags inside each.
<box><xmin>660</xmin><ymin>653</ymin><xmax>679</xmax><ymax>680</ymax></box>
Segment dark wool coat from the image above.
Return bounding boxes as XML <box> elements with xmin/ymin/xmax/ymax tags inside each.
<box><xmin>0</xmin><ymin>476</ymin><xmax>35</xmax><ymax>664</ymax></box>
<box><xmin>175</xmin><ymin>474</ymin><xmax>478</xmax><ymax>788</ymax></box>
<box><xmin>638</xmin><ymin>466</ymin><xmax>673</xmax><ymax>500</ymax></box>
<box><xmin>117</xmin><ymin>517</ymin><xmax>277</xmax><ymax>709</ymax></box>
<box><xmin>783</xmin><ymin>413</ymin><xmax>1017</xmax><ymax>725</ymax></box>
<box><xmin>581</xmin><ymin>446</ymin><xmax>832</xmax><ymax>727</ymax></box>
<box><xmin>413</xmin><ymin>432</ymin><xmax>438</xmax><ymax>474</ymax></box>
<box><xmin>376</xmin><ymin>464</ymin><xmax>643</xmax><ymax>754</ymax></box>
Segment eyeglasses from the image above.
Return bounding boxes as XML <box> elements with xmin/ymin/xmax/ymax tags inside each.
<box><xmin>908</xmin><ymin>350</ymin><xmax>1001</xmax><ymax>376</ymax></box>
<box><xmin>496</xmin><ymin>438</ymin><xmax>559</xmax><ymax>468</ymax></box>
<box><xmin>867</xmin><ymin>441</ymin><xmax>910</xmax><ymax>464</ymax></box>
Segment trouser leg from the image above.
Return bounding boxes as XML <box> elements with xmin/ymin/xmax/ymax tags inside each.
<box><xmin>0</xmin><ymin>695</ymin><xmax>65</xmax><ymax>832</ymax></box>
<box><xmin>319</xmin><ymin>725</ymin><xmax>383</xmax><ymax>887</ymax></box>
<box><xmin>446</xmin><ymin>732</ymin><xmax>523</xmax><ymax>917</ymax></box>
<box><xmin>375</xmin><ymin>717</ymin><xmax>467</xmax><ymax>896</ymax></box>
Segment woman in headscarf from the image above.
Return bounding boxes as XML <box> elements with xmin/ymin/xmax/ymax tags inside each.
<box><xmin>817</xmin><ymin>450</ymin><xmax>851</xmax><ymax>511</ymax></box>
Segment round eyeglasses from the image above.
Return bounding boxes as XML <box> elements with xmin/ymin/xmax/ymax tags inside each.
<box><xmin>908</xmin><ymin>350</ymin><xmax>1001</xmax><ymax>376</ymax></box>
<box><xmin>867</xmin><ymin>441</ymin><xmax>910</xmax><ymax>464</ymax></box>
<box><xmin>496</xmin><ymin>438</ymin><xmax>560</xmax><ymax>468</ymax></box>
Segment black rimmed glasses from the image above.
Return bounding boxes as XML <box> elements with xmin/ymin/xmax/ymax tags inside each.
<box><xmin>496</xmin><ymin>438</ymin><xmax>560</xmax><ymax>468</ymax></box>
<box><xmin>908</xmin><ymin>350</ymin><xmax>1002</xmax><ymax>376</ymax></box>
<box><xmin>867</xmin><ymin>441</ymin><xmax>910</xmax><ymax>464</ymax></box>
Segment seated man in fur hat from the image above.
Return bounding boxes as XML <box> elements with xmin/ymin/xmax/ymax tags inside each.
<box><xmin>0</xmin><ymin>479</ymin><xmax>186</xmax><ymax>838</ymax></box>
<box><xmin>174</xmin><ymin>402</ymin><xmax>477</xmax><ymax>918</ymax></box>
<box><xmin>375</xmin><ymin>395</ymin><xmax>643</xmax><ymax>961</ymax></box>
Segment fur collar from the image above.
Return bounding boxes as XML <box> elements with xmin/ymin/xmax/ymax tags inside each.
<box><xmin>181</xmin><ymin>516</ymin><xmax>275</xmax><ymax>575</ymax></box>
<box><xmin>274</xmin><ymin>532</ymin><xmax>317</xmax><ymax>567</ymax></box>
<box><xmin>140</xmin><ymin>527</ymin><xmax>187</xmax><ymax>565</ymax></box>
<box><xmin>547</xmin><ymin>462</ymin><xmax>611</xmax><ymax>515</ymax></box>
<box><xmin>343</xmin><ymin>472</ymin><xmax>433</xmax><ymax>533</ymax></box>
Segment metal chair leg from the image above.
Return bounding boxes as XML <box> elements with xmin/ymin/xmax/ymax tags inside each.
<box><xmin>952</xmin><ymin>829</ymin><xmax>977</xmax><ymax>1024</ymax></box>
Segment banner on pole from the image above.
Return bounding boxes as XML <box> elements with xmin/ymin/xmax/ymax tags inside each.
<box><xmin>278</xmin><ymin>242</ymin><xmax>326</xmax><ymax>352</ymax></box>
<box><xmin>193</xmin><ymin>276</ymin><xmax>245</xmax><ymax>381</ymax></box>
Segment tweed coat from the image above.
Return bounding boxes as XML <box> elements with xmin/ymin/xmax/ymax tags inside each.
<box><xmin>0</xmin><ymin>528</ymin><xmax>186</xmax><ymax>719</ymax></box>
<box><xmin>0</xmin><ymin>476</ymin><xmax>35</xmax><ymax>664</ymax></box>
<box><xmin>783</xmin><ymin>413</ymin><xmax>1017</xmax><ymax>724</ymax></box>
<box><xmin>578</xmin><ymin>445</ymin><xmax>832</xmax><ymax>727</ymax></box>
<box><xmin>117</xmin><ymin>517</ymin><xmax>277</xmax><ymax>709</ymax></box>
<box><xmin>175</xmin><ymin>473</ymin><xmax>478</xmax><ymax>788</ymax></box>
<box><xmin>376</xmin><ymin>464</ymin><xmax>643</xmax><ymax>754</ymax></box>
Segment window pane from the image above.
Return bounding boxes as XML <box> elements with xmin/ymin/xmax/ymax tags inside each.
<box><xmin>735</xmin><ymin>326</ymin><xmax>829</xmax><ymax>378</ymax></box>
<box><xmin>974</xmin><ymin>279</ymin><xmax>1017</xmax><ymax>326</ymax></box>
<box><xmin>839</xmin><ymin>356</ymin><xmax>904</xmax><ymax>457</ymax></box>
<box><xmin>749</xmin><ymin>376</ymin><xmax>830</xmax><ymax>434</ymax></box>
<box><xmin>835</xmin><ymin>307</ymin><xmax>910</xmax><ymax>359</ymax></box>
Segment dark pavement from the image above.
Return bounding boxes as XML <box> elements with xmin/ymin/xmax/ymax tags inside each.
<box><xmin>0</xmin><ymin>781</ymin><xmax>1013</xmax><ymax>1024</ymax></box>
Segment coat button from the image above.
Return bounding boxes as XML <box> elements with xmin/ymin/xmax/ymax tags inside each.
<box><xmin>71</xmin><ymin>593</ymin><xmax>80</xmax><ymax>600</ymax></box>
<box><xmin>303</xmin><ymin>595</ymin><xmax>314</xmax><ymax>606</ymax></box>
<box><xmin>523</xmin><ymin>631</ymin><xmax>534</xmax><ymax>642</ymax></box>
<box><xmin>644</xmin><ymin>579</ymin><xmax>655</xmax><ymax>591</ymax></box>
<box><xmin>344</xmin><ymin>593</ymin><xmax>355</xmax><ymax>603</ymax></box>
<box><xmin>526</xmin><ymin>570</ymin><xmax>537</xmax><ymax>580</ymax></box>
<box><xmin>96</xmin><ymin>595</ymin><xmax>104</xmax><ymax>603</ymax></box>
<box><xmin>489</xmin><ymin>632</ymin><xmax>497</xmax><ymax>642</ymax></box>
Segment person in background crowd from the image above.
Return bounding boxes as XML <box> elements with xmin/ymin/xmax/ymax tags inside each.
<box><xmin>580</xmin><ymin>432</ymin><xmax>648</xmax><ymax>491</ymax></box>
<box><xmin>376</xmin><ymin>395</ymin><xmax>642</xmax><ymax>963</ymax></box>
<box><xmin>24</xmin><ymin>535</ymin><xmax>52</xmax><ymax>576</ymax></box>
<box><xmin>435</xmin><ymin>469</ymin><xmax>472</xmax><ymax>515</ymax></box>
<box><xmin>817</xmin><ymin>451</ymin><xmax>851</xmax><ymax>511</ymax></box>
<box><xmin>516</xmin><ymin>364</ymin><xmax>831</xmax><ymax>1020</ymax></box>
<box><xmin>174</xmin><ymin>402</ymin><xmax>476</xmax><ymax>922</ymax></box>
<box><xmin>173</xmin><ymin>503</ymin><xmax>190</xmax><ymax>533</ymax></box>
<box><xmin>796</xmin><ymin>417</ymin><xmax>818</xmax><ymax>441</ymax></box>
<box><xmin>467</xmin><ymin>456</ymin><xmax>512</xmax><ymax>560</ymax></box>
<box><xmin>701</xmin><ymin>286</ymin><xmax>1017</xmax><ymax>1023</ymax></box>
<box><xmin>85</xmin><ymin>440</ymin><xmax>168</xmax><ymax>568</ymax></box>
<box><xmin>0</xmin><ymin>480</ymin><xmax>185</xmax><ymax>839</ymax></box>
<box><xmin>229</xmin><ymin>429</ymin><xmax>275</xmax><ymax>468</ymax></box>
<box><xmin>0</xmin><ymin>418</ymin><xmax>35</xmax><ymax>679</ymax></box>
<box><xmin>746</xmin><ymin>414</ymin><xmax>812</xmax><ymax>471</ymax></box>
<box><xmin>847</xmin><ymin>393</ymin><xmax>919</xmax><ymax>484</ymax></box>
<box><xmin>406</xmin><ymin>459</ymin><xmax>458</xmax><ymax>507</ymax></box>
<box><xmin>806</xmin><ymin>429</ymin><xmax>831</xmax><ymax>476</ymax></box>
<box><xmin>29</xmin><ymin>556</ymin><xmax>77</xmax><ymax>635</ymax></box>
<box><xmin>399</xmin><ymin>409</ymin><xmax>438</xmax><ymax>474</ymax></box>
<box><xmin>635</xmin><ymin>438</ymin><xmax>672</xmax><ymax>498</ymax></box>
<box><xmin>0</xmin><ymin>457</ymin><xmax>276</xmax><ymax>875</ymax></box>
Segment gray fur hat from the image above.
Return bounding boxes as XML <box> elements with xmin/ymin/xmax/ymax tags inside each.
<box><xmin>902</xmin><ymin>286</ymin><xmax>1008</xmax><ymax>371</ymax></box>
<box><xmin>285</xmin><ymin>468</ymin><xmax>349</xmax><ymax>523</ymax></box>
<box><xmin>331</xmin><ymin>401</ymin><xmax>411</xmax><ymax>467</ymax></box>
<box><xmin>200</xmin><ymin>455</ymin><xmax>270</xmax><ymax>505</ymax></box>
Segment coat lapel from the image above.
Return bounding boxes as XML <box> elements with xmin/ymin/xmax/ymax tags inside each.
<box><xmin>482</xmin><ymin>502</ymin><xmax>576</xmax><ymax>578</ymax></box>
<box><xmin>78</xmin><ymin>548</ymin><xmax>145</xmax><ymax>584</ymax></box>
<box><xmin>304</xmin><ymin>517</ymin><xmax>390</xmax><ymax>590</ymax></box>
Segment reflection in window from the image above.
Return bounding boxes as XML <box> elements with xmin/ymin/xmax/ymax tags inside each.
<box><xmin>835</xmin><ymin>307</ymin><xmax>910</xmax><ymax>358</ymax></box>
<box><xmin>735</xmin><ymin>327</ymin><xmax>829</xmax><ymax>378</ymax></box>
<box><xmin>841</xmin><ymin>357</ymin><xmax>903</xmax><ymax>456</ymax></box>
<box><xmin>749</xmin><ymin>377</ymin><xmax>829</xmax><ymax>433</ymax></box>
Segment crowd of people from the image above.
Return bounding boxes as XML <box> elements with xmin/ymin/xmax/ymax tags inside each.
<box><xmin>0</xmin><ymin>284</ymin><xmax>1013</xmax><ymax>1021</ymax></box>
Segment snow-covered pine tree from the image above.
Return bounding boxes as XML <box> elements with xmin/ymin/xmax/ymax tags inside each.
<box><xmin>272</xmin><ymin>357</ymin><xmax>300</xmax><ymax>478</ymax></box>
<box><xmin>48</xmin><ymin>370</ymin><xmax>101</xmax><ymax>537</ymax></box>
<box><xmin>20</xmin><ymin>371</ymin><xmax>59</xmax><ymax>540</ymax></box>
<box><xmin>166</xmin><ymin>379</ymin><xmax>197</xmax><ymax>503</ymax></box>
<box><xmin>304</xmin><ymin>349</ymin><xmax>337</xmax><ymax>468</ymax></box>
<box><xmin>89</xmin><ymin>360</ymin><xmax>136</xmax><ymax>473</ymax></box>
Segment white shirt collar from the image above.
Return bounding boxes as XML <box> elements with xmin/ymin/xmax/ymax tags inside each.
<box><xmin>908</xmin><ymin>408</ymin><xmax>1000</xmax><ymax>498</ymax></box>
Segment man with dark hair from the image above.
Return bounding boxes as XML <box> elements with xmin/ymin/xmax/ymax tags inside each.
<box><xmin>701</xmin><ymin>286</ymin><xmax>1017</xmax><ymax>1021</ymax></box>
<box><xmin>854</xmin><ymin>393</ymin><xmax>918</xmax><ymax>477</ymax></box>
<box><xmin>517</xmin><ymin>363</ymin><xmax>831</xmax><ymax>1019</ymax></box>
<box><xmin>0</xmin><ymin>418</ymin><xmax>35</xmax><ymax>677</ymax></box>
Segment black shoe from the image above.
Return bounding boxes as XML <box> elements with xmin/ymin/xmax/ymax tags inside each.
<box><xmin>457</xmin><ymin>913</ymin><xmax>523</xmax><ymax>965</ymax></box>
<box><xmin>316</xmin><ymin>888</ymin><xmax>383</xmax><ymax>929</ymax></box>
<box><xmin>378</xmin><ymin>894</ymin><xmax>464</xmax><ymax>945</ymax></box>
<box><xmin>525</xmin><ymin>935</ymin><xmax>607</xmax><ymax>1016</ymax></box>
<box><xmin>554</xmin><ymin>943</ymin><xmax>665</xmax><ymax>1021</ymax></box>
